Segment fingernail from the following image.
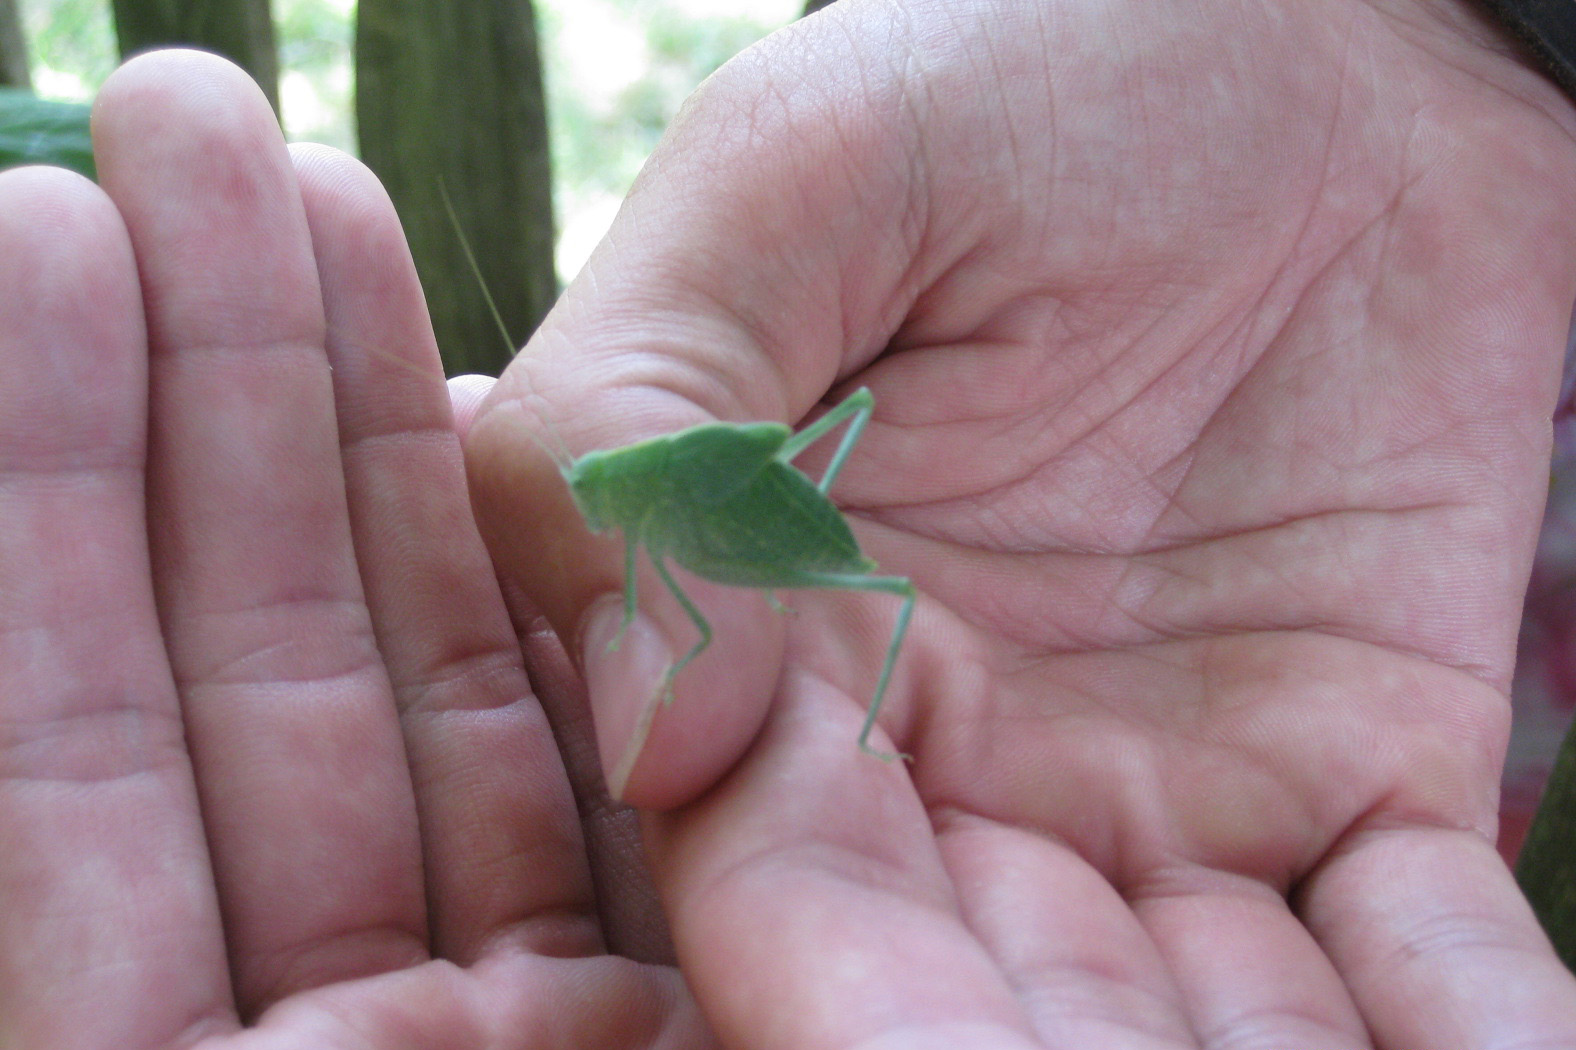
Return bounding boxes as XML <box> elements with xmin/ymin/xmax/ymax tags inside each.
<box><xmin>581</xmin><ymin>595</ymin><xmax>672</xmax><ymax>802</ymax></box>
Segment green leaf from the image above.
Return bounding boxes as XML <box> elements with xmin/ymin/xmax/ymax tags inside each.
<box><xmin>0</xmin><ymin>88</ymin><xmax>94</xmax><ymax>179</ymax></box>
<box><xmin>1518</xmin><ymin>715</ymin><xmax>1576</xmax><ymax>971</ymax></box>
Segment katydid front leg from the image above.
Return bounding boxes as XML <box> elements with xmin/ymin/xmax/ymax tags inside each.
<box><xmin>608</xmin><ymin>531</ymin><xmax>640</xmax><ymax>651</ymax></box>
<box><xmin>652</xmin><ymin>554</ymin><xmax>713</xmax><ymax>704</ymax></box>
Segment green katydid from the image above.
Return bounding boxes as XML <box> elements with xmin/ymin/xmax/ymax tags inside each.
<box><xmin>442</xmin><ymin>185</ymin><xmax>915</xmax><ymax>759</ymax></box>
<box><xmin>563</xmin><ymin>388</ymin><xmax>917</xmax><ymax>760</ymax></box>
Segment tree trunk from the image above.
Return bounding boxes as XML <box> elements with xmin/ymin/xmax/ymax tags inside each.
<box><xmin>109</xmin><ymin>0</ymin><xmax>279</xmax><ymax>113</ymax></box>
<box><xmin>0</xmin><ymin>0</ymin><xmax>30</xmax><ymax>89</ymax></box>
<box><xmin>1518</xmin><ymin>716</ymin><xmax>1576</xmax><ymax>971</ymax></box>
<box><xmin>356</xmin><ymin>0</ymin><xmax>556</xmax><ymax>377</ymax></box>
<box><xmin>802</xmin><ymin>0</ymin><xmax>837</xmax><ymax>15</ymax></box>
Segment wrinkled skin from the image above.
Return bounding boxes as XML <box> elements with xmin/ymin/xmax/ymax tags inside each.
<box><xmin>3</xmin><ymin>0</ymin><xmax>1576</xmax><ymax>1048</ymax></box>
<box><xmin>0</xmin><ymin>53</ymin><xmax>704</xmax><ymax>1050</ymax></box>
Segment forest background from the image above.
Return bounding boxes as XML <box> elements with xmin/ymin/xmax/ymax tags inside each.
<box><xmin>14</xmin><ymin>0</ymin><xmax>802</xmax><ymax>285</ymax></box>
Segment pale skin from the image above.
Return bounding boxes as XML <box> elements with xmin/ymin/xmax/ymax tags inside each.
<box><xmin>3</xmin><ymin>1</ymin><xmax>1576</xmax><ymax>1048</ymax></box>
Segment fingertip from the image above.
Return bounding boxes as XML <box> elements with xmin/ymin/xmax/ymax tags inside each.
<box><xmin>587</xmin><ymin>575</ymin><xmax>784</xmax><ymax>811</ymax></box>
<box><xmin>0</xmin><ymin>168</ymin><xmax>144</xmax><ymax>457</ymax></box>
<box><xmin>290</xmin><ymin>144</ymin><xmax>415</xmax><ymax>267</ymax></box>
<box><xmin>581</xmin><ymin>597</ymin><xmax>674</xmax><ymax>802</ymax></box>
<box><xmin>0</xmin><ymin>164</ymin><xmax>120</xmax><ymax>251</ymax></box>
<box><xmin>289</xmin><ymin>141</ymin><xmax>383</xmax><ymax>213</ymax></box>
<box><xmin>94</xmin><ymin>48</ymin><xmax>275</xmax><ymax>157</ymax></box>
<box><xmin>88</xmin><ymin>47</ymin><xmax>314</xmax><ymax>354</ymax></box>
<box><xmin>447</xmin><ymin>374</ymin><xmax>498</xmax><ymax>440</ymax></box>
<box><xmin>0</xmin><ymin>172</ymin><xmax>129</xmax><ymax>336</ymax></box>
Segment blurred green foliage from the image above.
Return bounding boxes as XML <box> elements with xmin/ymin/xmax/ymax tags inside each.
<box><xmin>0</xmin><ymin>85</ymin><xmax>92</xmax><ymax>176</ymax></box>
<box><xmin>273</xmin><ymin>0</ymin><xmax>353</xmax><ymax>151</ymax></box>
<box><xmin>19</xmin><ymin>0</ymin><xmax>115</xmax><ymax>95</ymax></box>
<box><xmin>547</xmin><ymin>3</ymin><xmax>782</xmax><ymax>196</ymax></box>
<box><xmin>18</xmin><ymin>0</ymin><xmax>795</xmax><ymax>276</ymax></box>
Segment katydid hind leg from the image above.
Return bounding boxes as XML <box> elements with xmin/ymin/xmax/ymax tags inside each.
<box><xmin>652</xmin><ymin>555</ymin><xmax>713</xmax><ymax>704</ymax></box>
<box><xmin>779</xmin><ymin>388</ymin><xmax>873</xmax><ymax>495</ymax></box>
<box><xmin>780</xmin><ymin>570</ymin><xmax>916</xmax><ymax>760</ymax></box>
<box><xmin>858</xmin><ymin>580</ymin><xmax>915</xmax><ymax>762</ymax></box>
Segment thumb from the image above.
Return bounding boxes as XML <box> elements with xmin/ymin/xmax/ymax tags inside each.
<box><xmin>461</xmin><ymin>9</ymin><xmax>926</xmax><ymax>809</ymax></box>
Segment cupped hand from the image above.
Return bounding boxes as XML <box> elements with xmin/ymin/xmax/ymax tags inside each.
<box><xmin>0</xmin><ymin>52</ymin><xmax>710</xmax><ymax>1050</ymax></box>
<box><xmin>465</xmin><ymin>0</ymin><xmax>1576</xmax><ymax>1046</ymax></box>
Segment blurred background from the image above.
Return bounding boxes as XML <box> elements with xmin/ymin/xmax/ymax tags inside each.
<box><xmin>5</xmin><ymin>0</ymin><xmax>838</xmax><ymax>380</ymax></box>
<box><xmin>11</xmin><ymin>0</ymin><xmax>804</xmax><ymax>284</ymax></box>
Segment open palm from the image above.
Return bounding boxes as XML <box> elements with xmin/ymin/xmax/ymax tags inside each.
<box><xmin>467</xmin><ymin>1</ymin><xmax>1576</xmax><ymax>1047</ymax></box>
<box><xmin>0</xmin><ymin>54</ymin><xmax>711</xmax><ymax>1049</ymax></box>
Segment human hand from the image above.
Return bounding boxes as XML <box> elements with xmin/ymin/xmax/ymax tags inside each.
<box><xmin>464</xmin><ymin>1</ymin><xmax>1576</xmax><ymax>1046</ymax></box>
<box><xmin>0</xmin><ymin>51</ymin><xmax>711</xmax><ymax>1049</ymax></box>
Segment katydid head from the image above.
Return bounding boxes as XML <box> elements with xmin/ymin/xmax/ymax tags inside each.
<box><xmin>562</xmin><ymin>449</ymin><xmax>618</xmax><ymax>533</ymax></box>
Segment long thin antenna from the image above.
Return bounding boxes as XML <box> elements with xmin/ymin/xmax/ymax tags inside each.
<box><xmin>438</xmin><ymin>177</ymin><xmax>519</xmax><ymax>359</ymax></box>
<box><xmin>437</xmin><ymin>178</ymin><xmax>572</xmax><ymax>470</ymax></box>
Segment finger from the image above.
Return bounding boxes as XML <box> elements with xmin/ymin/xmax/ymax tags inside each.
<box><xmin>0</xmin><ymin>168</ymin><xmax>234</xmax><ymax>1046</ymax></box>
<box><xmin>454</xmin><ymin>371</ymin><xmax>672</xmax><ymax>957</ymax></box>
<box><xmin>92</xmin><ymin>51</ymin><xmax>426</xmax><ymax>1012</ymax></box>
<box><xmin>463</xmin><ymin>5</ymin><xmax>934</xmax><ymax>807</ymax></box>
<box><xmin>446</xmin><ymin>373</ymin><xmax>495</xmax><ymax>439</ymax></box>
<box><xmin>205</xmin><ymin>955</ymin><xmax>716</xmax><ymax>1050</ymax></box>
<box><xmin>511</xmin><ymin>600</ymin><xmax>677</xmax><ymax>963</ymax></box>
<box><xmin>1129</xmin><ymin>872</ymin><xmax>1369</xmax><ymax>1050</ymax></box>
<box><xmin>1303</xmin><ymin>826</ymin><xmax>1576</xmax><ymax>1049</ymax></box>
<box><xmin>289</xmin><ymin>143</ymin><xmax>602</xmax><ymax>961</ymax></box>
<box><xmin>937</xmin><ymin>820</ymin><xmax>1196</xmax><ymax>1048</ymax></box>
<box><xmin>649</xmin><ymin>673</ymin><xmax>1044</xmax><ymax>1050</ymax></box>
